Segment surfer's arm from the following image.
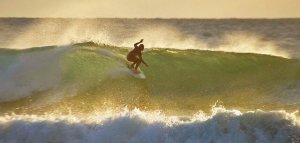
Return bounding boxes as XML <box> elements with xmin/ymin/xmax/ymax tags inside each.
<box><xmin>138</xmin><ymin>54</ymin><xmax>148</xmax><ymax>67</ymax></box>
<box><xmin>134</xmin><ymin>39</ymin><xmax>143</xmax><ymax>48</ymax></box>
<box><xmin>142</xmin><ymin>59</ymin><xmax>148</xmax><ymax>66</ymax></box>
<box><xmin>143</xmin><ymin>61</ymin><xmax>149</xmax><ymax>67</ymax></box>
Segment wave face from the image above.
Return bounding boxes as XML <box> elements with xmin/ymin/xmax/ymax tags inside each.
<box><xmin>0</xmin><ymin>42</ymin><xmax>299</xmax><ymax>142</ymax></box>
<box><xmin>0</xmin><ymin>43</ymin><xmax>300</xmax><ymax>111</ymax></box>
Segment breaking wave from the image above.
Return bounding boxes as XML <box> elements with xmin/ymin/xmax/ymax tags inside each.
<box><xmin>0</xmin><ymin>107</ymin><xmax>299</xmax><ymax>143</ymax></box>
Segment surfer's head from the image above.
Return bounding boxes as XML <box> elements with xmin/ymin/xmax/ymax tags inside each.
<box><xmin>139</xmin><ymin>44</ymin><xmax>144</xmax><ymax>51</ymax></box>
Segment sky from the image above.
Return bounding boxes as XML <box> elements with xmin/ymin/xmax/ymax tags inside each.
<box><xmin>0</xmin><ymin>0</ymin><xmax>299</xmax><ymax>18</ymax></box>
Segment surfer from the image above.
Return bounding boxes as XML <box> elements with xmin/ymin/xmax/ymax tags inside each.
<box><xmin>127</xmin><ymin>39</ymin><xmax>149</xmax><ymax>73</ymax></box>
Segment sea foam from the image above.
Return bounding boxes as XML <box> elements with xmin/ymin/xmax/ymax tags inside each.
<box><xmin>0</xmin><ymin>107</ymin><xmax>299</xmax><ymax>143</ymax></box>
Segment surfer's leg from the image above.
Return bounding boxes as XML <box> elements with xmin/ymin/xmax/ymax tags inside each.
<box><xmin>134</xmin><ymin>60</ymin><xmax>142</xmax><ymax>70</ymax></box>
<box><xmin>130</xmin><ymin>62</ymin><xmax>136</xmax><ymax>68</ymax></box>
<box><xmin>128</xmin><ymin>56</ymin><xmax>139</xmax><ymax>69</ymax></box>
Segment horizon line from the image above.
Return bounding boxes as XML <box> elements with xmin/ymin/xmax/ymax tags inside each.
<box><xmin>0</xmin><ymin>16</ymin><xmax>300</xmax><ymax>20</ymax></box>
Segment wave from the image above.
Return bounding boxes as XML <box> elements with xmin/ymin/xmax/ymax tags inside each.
<box><xmin>0</xmin><ymin>107</ymin><xmax>299</xmax><ymax>143</ymax></box>
<box><xmin>0</xmin><ymin>42</ymin><xmax>299</xmax><ymax>112</ymax></box>
<box><xmin>0</xmin><ymin>46</ymin><xmax>71</xmax><ymax>101</ymax></box>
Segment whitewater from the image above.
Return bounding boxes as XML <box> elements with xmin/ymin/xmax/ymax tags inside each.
<box><xmin>0</xmin><ymin>18</ymin><xmax>299</xmax><ymax>143</ymax></box>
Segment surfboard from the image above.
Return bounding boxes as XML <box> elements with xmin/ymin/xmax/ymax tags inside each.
<box><xmin>125</xmin><ymin>63</ymin><xmax>146</xmax><ymax>79</ymax></box>
<box><xmin>92</xmin><ymin>48</ymin><xmax>146</xmax><ymax>79</ymax></box>
<box><xmin>113</xmin><ymin>53</ymin><xmax>146</xmax><ymax>79</ymax></box>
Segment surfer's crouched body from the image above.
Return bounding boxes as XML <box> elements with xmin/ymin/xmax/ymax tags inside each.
<box><xmin>127</xmin><ymin>39</ymin><xmax>148</xmax><ymax>72</ymax></box>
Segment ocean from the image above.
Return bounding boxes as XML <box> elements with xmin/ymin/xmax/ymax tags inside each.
<box><xmin>0</xmin><ymin>18</ymin><xmax>299</xmax><ymax>143</ymax></box>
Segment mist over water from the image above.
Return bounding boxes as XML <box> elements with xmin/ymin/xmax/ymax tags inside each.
<box><xmin>1</xmin><ymin>18</ymin><xmax>299</xmax><ymax>58</ymax></box>
<box><xmin>0</xmin><ymin>18</ymin><xmax>299</xmax><ymax>142</ymax></box>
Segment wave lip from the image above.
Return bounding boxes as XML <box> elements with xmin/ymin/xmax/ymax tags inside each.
<box><xmin>0</xmin><ymin>108</ymin><xmax>299</xmax><ymax>143</ymax></box>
